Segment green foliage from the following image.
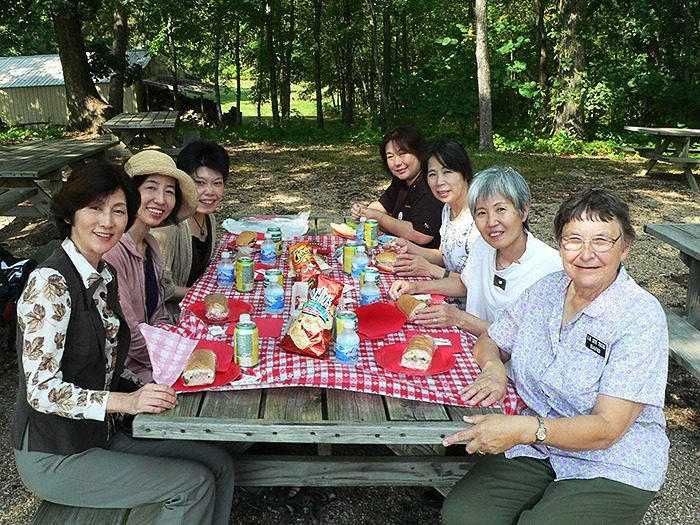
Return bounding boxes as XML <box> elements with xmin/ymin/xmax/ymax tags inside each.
<box><xmin>0</xmin><ymin>125</ymin><xmax>65</xmax><ymax>146</ymax></box>
<box><xmin>493</xmin><ymin>131</ymin><xmax>621</xmax><ymax>157</ymax></box>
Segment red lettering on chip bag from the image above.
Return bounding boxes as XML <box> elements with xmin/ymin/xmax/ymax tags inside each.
<box><xmin>279</xmin><ymin>275</ymin><xmax>344</xmax><ymax>359</ymax></box>
<box><xmin>289</xmin><ymin>241</ymin><xmax>321</xmax><ymax>283</ymax></box>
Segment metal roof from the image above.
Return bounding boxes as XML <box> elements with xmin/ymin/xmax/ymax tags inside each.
<box><xmin>0</xmin><ymin>50</ymin><xmax>151</xmax><ymax>89</ymax></box>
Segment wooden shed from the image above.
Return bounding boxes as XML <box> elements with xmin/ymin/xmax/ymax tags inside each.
<box><xmin>0</xmin><ymin>50</ymin><xmax>153</xmax><ymax>126</ymax></box>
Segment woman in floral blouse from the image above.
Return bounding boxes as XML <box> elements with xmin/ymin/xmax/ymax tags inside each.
<box><xmin>12</xmin><ymin>162</ymin><xmax>234</xmax><ymax>524</ymax></box>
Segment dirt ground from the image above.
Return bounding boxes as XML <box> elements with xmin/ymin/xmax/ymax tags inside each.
<box><xmin>0</xmin><ymin>142</ymin><xmax>698</xmax><ymax>524</ymax></box>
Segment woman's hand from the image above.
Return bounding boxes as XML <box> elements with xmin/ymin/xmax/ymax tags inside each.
<box><xmin>350</xmin><ymin>203</ymin><xmax>364</xmax><ymax>221</ymax></box>
<box><xmin>459</xmin><ymin>364</ymin><xmax>508</xmax><ymax>407</ymax></box>
<box><xmin>388</xmin><ymin>279</ymin><xmax>418</xmax><ymax>300</ymax></box>
<box><xmin>386</xmin><ymin>238</ymin><xmax>413</xmax><ymax>256</ymax></box>
<box><xmin>442</xmin><ymin>414</ymin><xmax>533</xmax><ymax>455</ymax></box>
<box><xmin>125</xmin><ymin>383</ymin><xmax>178</xmax><ymax>415</ymax></box>
<box><xmin>393</xmin><ymin>254</ymin><xmax>433</xmax><ymax>277</ymax></box>
<box><xmin>412</xmin><ymin>303</ymin><xmax>462</xmax><ymax>329</ymax></box>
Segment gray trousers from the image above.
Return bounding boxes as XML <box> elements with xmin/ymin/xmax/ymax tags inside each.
<box><xmin>15</xmin><ymin>429</ymin><xmax>235</xmax><ymax>525</ymax></box>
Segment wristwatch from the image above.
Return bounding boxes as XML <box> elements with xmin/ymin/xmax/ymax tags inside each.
<box><xmin>443</xmin><ymin>269</ymin><xmax>451</xmax><ymax>279</ymax></box>
<box><xmin>535</xmin><ymin>416</ymin><xmax>548</xmax><ymax>443</ymax></box>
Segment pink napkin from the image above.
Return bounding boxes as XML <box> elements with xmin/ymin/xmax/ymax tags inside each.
<box><xmin>139</xmin><ymin>323</ymin><xmax>199</xmax><ymax>386</ymax></box>
<box><xmin>226</xmin><ymin>316</ymin><xmax>284</xmax><ymax>338</ymax></box>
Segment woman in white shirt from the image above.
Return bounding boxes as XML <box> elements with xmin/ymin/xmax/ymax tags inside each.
<box><xmin>389</xmin><ymin>139</ymin><xmax>480</xmax><ymax>283</ymax></box>
<box><xmin>389</xmin><ymin>166</ymin><xmax>561</xmax><ymax>337</ymax></box>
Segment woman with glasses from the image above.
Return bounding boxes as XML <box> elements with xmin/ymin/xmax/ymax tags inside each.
<box><xmin>441</xmin><ymin>189</ymin><xmax>668</xmax><ymax>525</ymax></box>
<box><xmin>389</xmin><ymin>166</ymin><xmax>561</xmax><ymax>337</ymax></box>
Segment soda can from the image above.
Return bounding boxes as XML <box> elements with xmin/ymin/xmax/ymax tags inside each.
<box><xmin>235</xmin><ymin>256</ymin><xmax>255</xmax><ymax>292</ymax></box>
<box><xmin>364</xmin><ymin>219</ymin><xmax>379</xmax><ymax>247</ymax></box>
<box><xmin>335</xmin><ymin>310</ymin><xmax>358</xmax><ymax>343</ymax></box>
<box><xmin>267</xmin><ymin>226</ymin><xmax>283</xmax><ymax>255</ymax></box>
<box><xmin>263</xmin><ymin>268</ymin><xmax>284</xmax><ymax>288</ymax></box>
<box><xmin>360</xmin><ymin>266</ymin><xmax>380</xmax><ymax>288</ymax></box>
<box><xmin>342</xmin><ymin>242</ymin><xmax>357</xmax><ymax>274</ymax></box>
<box><xmin>234</xmin><ymin>316</ymin><xmax>259</xmax><ymax>368</ymax></box>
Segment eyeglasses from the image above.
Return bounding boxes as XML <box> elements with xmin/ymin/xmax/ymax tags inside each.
<box><xmin>559</xmin><ymin>234</ymin><xmax>621</xmax><ymax>253</ymax></box>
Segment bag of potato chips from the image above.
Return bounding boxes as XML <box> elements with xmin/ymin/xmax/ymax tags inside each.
<box><xmin>279</xmin><ymin>275</ymin><xmax>344</xmax><ymax>359</ymax></box>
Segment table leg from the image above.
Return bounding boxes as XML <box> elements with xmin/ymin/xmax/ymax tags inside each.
<box><xmin>686</xmin><ymin>257</ymin><xmax>700</xmax><ymax>328</ymax></box>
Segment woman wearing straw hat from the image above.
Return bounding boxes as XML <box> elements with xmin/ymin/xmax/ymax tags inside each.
<box><xmin>104</xmin><ymin>150</ymin><xmax>199</xmax><ymax>383</ymax></box>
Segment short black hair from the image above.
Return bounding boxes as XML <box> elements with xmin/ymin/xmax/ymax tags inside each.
<box><xmin>421</xmin><ymin>139</ymin><xmax>473</xmax><ymax>184</ymax></box>
<box><xmin>379</xmin><ymin>124</ymin><xmax>427</xmax><ymax>176</ymax></box>
<box><xmin>554</xmin><ymin>188</ymin><xmax>636</xmax><ymax>244</ymax></box>
<box><xmin>52</xmin><ymin>161</ymin><xmax>140</xmax><ymax>238</ymax></box>
<box><xmin>176</xmin><ymin>140</ymin><xmax>230</xmax><ymax>181</ymax></box>
<box><xmin>131</xmin><ymin>174</ymin><xmax>183</xmax><ymax>227</ymax></box>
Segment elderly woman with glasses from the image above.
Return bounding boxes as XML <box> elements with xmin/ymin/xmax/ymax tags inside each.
<box><xmin>441</xmin><ymin>189</ymin><xmax>669</xmax><ymax>525</ymax></box>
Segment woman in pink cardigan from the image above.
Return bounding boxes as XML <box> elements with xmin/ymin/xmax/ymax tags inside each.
<box><xmin>105</xmin><ymin>150</ymin><xmax>198</xmax><ymax>383</ymax></box>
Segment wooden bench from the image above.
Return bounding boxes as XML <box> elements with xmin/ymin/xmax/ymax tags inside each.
<box><xmin>32</xmin><ymin>502</ymin><xmax>130</xmax><ymax>525</ymax></box>
<box><xmin>665</xmin><ymin>308</ymin><xmax>700</xmax><ymax>381</ymax></box>
<box><xmin>0</xmin><ymin>187</ymin><xmax>39</xmax><ymax>215</ymax></box>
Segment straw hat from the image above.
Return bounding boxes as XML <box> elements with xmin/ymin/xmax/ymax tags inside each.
<box><xmin>124</xmin><ymin>150</ymin><xmax>198</xmax><ymax>223</ymax></box>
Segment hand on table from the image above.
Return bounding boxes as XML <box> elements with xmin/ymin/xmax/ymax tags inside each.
<box><xmin>388</xmin><ymin>279</ymin><xmax>418</xmax><ymax>300</ymax></box>
<box><xmin>126</xmin><ymin>383</ymin><xmax>179</xmax><ymax>415</ymax></box>
<box><xmin>459</xmin><ymin>365</ymin><xmax>507</xmax><ymax>407</ymax></box>
<box><xmin>350</xmin><ymin>203</ymin><xmax>364</xmax><ymax>221</ymax></box>
<box><xmin>385</xmin><ymin>238</ymin><xmax>413</xmax><ymax>256</ymax></box>
<box><xmin>442</xmin><ymin>413</ymin><xmax>530</xmax><ymax>455</ymax></box>
<box><xmin>412</xmin><ymin>303</ymin><xmax>461</xmax><ymax>329</ymax></box>
<box><xmin>393</xmin><ymin>254</ymin><xmax>432</xmax><ymax>277</ymax></box>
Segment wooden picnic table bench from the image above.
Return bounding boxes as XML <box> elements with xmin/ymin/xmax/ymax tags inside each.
<box><xmin>644</xmin><ymin>223</ymin><xmax>700</xmax><ymax>380</ymax></box>
<box><xmin>0</xmin><ymin>136</ymin><xmax>119</xmax><ymax>218</ymax></box>
<box><xmin>625</xmin><ymin>126</ymin><xmax>700</xmax><ymax>190</ymax></box>
<box><xmin>102</xmin><ymin>111</ymin><xmax>180</xmax><ymax>152</ymax></box>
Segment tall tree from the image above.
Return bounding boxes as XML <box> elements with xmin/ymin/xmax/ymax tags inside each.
<box><xmin>235</xmin><ymin>18</ymin><xmax>242</xmax><ymax>124</ymax></box>
<box><xmin>475</xmin><ymin>0</ymin><xmax>494</xmax><ymax>150</ymax></box>
<box><xmin>380</xmin><ymin>0</ymin><xmax>391</xmax><ymax>127</ymax></box>
<box><xmin>166</xmin><ymin>11</ymin><xmax>180</xmax><ymax>110</ymax></box>
<box><xmin>534</xmin><ymin>0</ymin><xmax>548</xmax><ymax>92</ymax></box>
<box><xmin>280</xmin><ymin>0</ymin><xmax>296</xmax><ymax>118</ymax></box>
<box><xmin>265</xmin><ymin>0</ymin><xmax>281</xmax><ymax>124</ymax></box>
<box><xmin>52</xmin><ymin>1</ymin><xmax>109</xmax><ymax>131</ymax></box>
<box><xmin>313</xmin><ymin>0</ymin><xmax>324</xmax><ymax>127</ymax></box>
<box><xmin>552</xmin><ymin>0</ymin><xmax>586</xmax><ymax>136</ymax></box>
<box><xmin>107</xmin><ymin>2</ymin><xmax>128</xmax><ymax>115</ymax></box>
<box><xmin>340</xmin><ymin>0</ymin><xmax>355</xmax><ymax>124</ymax></box>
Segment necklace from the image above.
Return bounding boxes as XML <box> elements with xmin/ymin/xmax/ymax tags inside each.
<box><xmin>191</xmin><ymin>214</ymin><xmax>206</xmax><ymax>237</ymax></box>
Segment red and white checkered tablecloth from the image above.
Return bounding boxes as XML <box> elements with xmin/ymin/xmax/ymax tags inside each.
<box><xmin>177</xmin><ymin>234</ymin><xmax>523</xmax><ymax>414</ymax></box>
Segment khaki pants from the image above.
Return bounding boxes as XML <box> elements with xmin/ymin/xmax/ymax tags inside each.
<box><xmin>442</xmin><ymin>454</ymin><xmax>656</xmax><ymax>525</ymax></box>
<box><xmin>15</xmin><ymin>429</ymin><xmax>235</xmax><ymax>525</ymax></box>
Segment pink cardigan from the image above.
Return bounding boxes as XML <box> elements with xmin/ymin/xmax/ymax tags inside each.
<box><xmin>104</xmin><ymin>232</ymin><xmax>168</xmax><ymax>383</ymax></box>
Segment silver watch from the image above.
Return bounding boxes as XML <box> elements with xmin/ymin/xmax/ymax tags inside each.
<box><xmin>535</xmin><ymin>416</ymin><xmax>547</xmax><ymax>442</ymax></box>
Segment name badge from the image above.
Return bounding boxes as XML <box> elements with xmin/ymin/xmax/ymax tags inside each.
<box><xmin>493</xmin><ymin>275</ymin><xmax>506</xmax><ymax>290</ymax></box>
<box><xmin>585</xmin><ymin>334</ymin><xmax>607</xmax><ymax>357</ymax></box>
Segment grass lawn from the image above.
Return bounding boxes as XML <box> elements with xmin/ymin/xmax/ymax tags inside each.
<box><xmin>219</xmin><ymin>79</ymin><xmax>321</xmax><ymax>118</ymax></box>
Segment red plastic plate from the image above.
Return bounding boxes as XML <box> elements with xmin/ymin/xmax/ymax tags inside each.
<box><xmin>375</xmin><ymin>342</ymin><xmax>456</xmax><ymax>376</ymax></box>
<box><xmin>186</xmin><ymin>298</ymin><xmax>253</xmax><ymax>324</ymax></box>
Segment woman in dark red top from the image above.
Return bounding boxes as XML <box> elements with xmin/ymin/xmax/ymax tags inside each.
<box><xmin>351</xmin><ymin>124</ymin><xmax>443</xmax><ymax>248</ymax></box>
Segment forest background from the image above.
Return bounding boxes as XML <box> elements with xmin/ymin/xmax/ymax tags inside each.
<box><xmin>2</xmin><ymin>0</ymin><xmax>699</xmax><ymax>152</ymax></box>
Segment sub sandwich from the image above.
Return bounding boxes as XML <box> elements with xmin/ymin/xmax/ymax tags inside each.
<box><xmin>182</xmin><ymin>349</ymin><xmax>217</xmax><ymax>386</ymax></box>
<box><xmin>400</xmin><ymin>334</ymin><xmax>435</xmax><ymax>371</ymax></box>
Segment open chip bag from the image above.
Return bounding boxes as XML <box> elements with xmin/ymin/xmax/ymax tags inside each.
<box><xmin>279</xmin><ymin>274</ymin><xmax>344</xmax><ymax>359</ymax></box>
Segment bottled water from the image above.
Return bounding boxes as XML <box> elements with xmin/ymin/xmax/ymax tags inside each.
<box><xmin>359</xmin><ymin>271</ymin><xmax>381</xmax><ymax>305</ymax></box>
<box><xmin>356</xmin><ymin>217</ymin><xmax>366</xmax><ymax>246</ymax></box>
<box><xmin>264</xmin><ymin>279</ymin><xmax>285</xmax><ymax>313</ymax></box>
<box><xmin>335</xmin><ymin>319</ymin><xmax>360</xmax><ymax>364</ymax></box>
<box><xmin>260</xmin><ymin>232</ymin><xmax>277</xmax><ymax>265</ymax></box>
<box><xmin>216</xmin><ymin>250</ymin><xmax>234</xmax><ymax>287</ymax></box>
<box><xmin>351</xmin><ymin>245</ymin><xmax>369</xmax><ymax>280</ymax></box>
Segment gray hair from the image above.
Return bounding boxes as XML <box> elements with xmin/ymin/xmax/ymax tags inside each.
<box><xmin>468</xmin><ymin>166</ymin><xmax>531</xmax><ymax>222</ymax></box>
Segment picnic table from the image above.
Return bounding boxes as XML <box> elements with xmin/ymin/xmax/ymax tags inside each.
<box><xmin>624</xmin><ymin>126</ymin><xmax>700</xmax><ymax>190</ymax></box>
<box><xmin>0</xmin><ymin>136</ymin><xmax>118</xmax><ymax>218</ymax></box>
<box><xmin>644</xmin><ymin>223</ymin><xmax>700</xmax><ymax>380</ymax></box>
<box><xmin>133</xmin><ymin>233</ymin><xmax>520</xmax><ymax>490</ymax></box>
<box><xmin>102</xmin><ymin>110</ymin><xmax>179</xmax><ymax>151</ymax></box>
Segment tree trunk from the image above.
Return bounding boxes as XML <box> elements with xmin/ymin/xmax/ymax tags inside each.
<box><xmin>341</xmin><ymin>0</ymin><xmax>354</xmax><ymax>125</ymax></box>
<box><xmin>534</xmin><ymin>0</ymin><xmax>548</xmax><ymax>92</ymax></box>
<box><xmin>365</xmin><ymin>0</ymin><xmax>379</xmax><ymax>119</ymax></box>
<box><xmin>313</xmin><ymin>0</ymin><xmax>324</xmax><ymax>128</ymax></box>
<box><xmin>280</xmin><ymin>0</ymin><xmax>295</xmax><ymax>119</ymax></box>
<box><xmin>265</xmin><ymin>0</ymin><xmax>280</xmax><ymax>125</ymax></box>
<box><xmin>166</xmin><ymin>12</ymin><xmax>180</xmax><ymax>110</ymax></box>
<box><xmin>475</xmin><ymin>0</ymin><xmax>494</xmax><ymax>150</ymax></box>
<box><xmin>213</xmin><ymin>30</ymin><xmax>223</xmax><ymax>129</ymax></box>
<box><xmin>107</xmin><ymin>3</ymin><xmax>128</xmax><ymax>116</ymax></box>
<box><xmin>235</xmin><ymin>18</ymin><xmax>242</xmax><ymax>124</ymax></box>
<box><xmin>52</xmin><ymin>1</ymin><xmax>109</xmax><ymax>132</ymax></box>
<box><xmin>552</xmin><ymin>0</ymin><xmax>586</xmax><ymax>137</ymax></box>
<box><xmin>381</xmin><ymin>1</ymin><xmax>391</xmax><ymax>127</ymax></box>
